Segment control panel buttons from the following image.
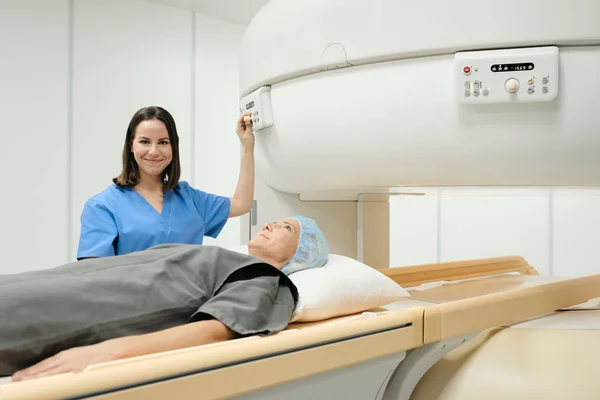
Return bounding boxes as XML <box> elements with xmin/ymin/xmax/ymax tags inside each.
<box><xmin>505</xmin><ymin>78</ymin><xmax>520</xmax><ymax>93</ymax></box>
<box><xmin>238</xmin><ymin>86</ymin><xmax>274</xmax><ymax>131</ymax></box>
<box><xmin>454</xmin><ymin>46</ymin><xmax>558</xmax><ymax>104</ymax></box>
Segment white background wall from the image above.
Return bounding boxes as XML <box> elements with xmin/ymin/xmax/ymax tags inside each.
<box><xmin>1</xmin><ymin>0</ymin><xmax>70</xmax><ymax>273</ymax></box>
<box><xmin>1</xmin><ymin>0</ymin><xmax>599</xmax><ymax>278</ymax></box>
<box><xmin>390</xmin><ymin>188</ymin><xmax>600</xmax><ymax>277</ymax></box>
<box><xmin>194</xmin><ymin>14</ymin><xmax>245</xmax><ymax>247</ymax></box>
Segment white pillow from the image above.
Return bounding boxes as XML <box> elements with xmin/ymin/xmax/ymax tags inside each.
<box><xmin>288</xmin><ymin>254</ymin><xmax>410</xmax><ymax>322</ymax></box>
<box><xmin>227</xmin><ymin>246</ymin><xmax>409</xmax><ymax>323</ymax></box>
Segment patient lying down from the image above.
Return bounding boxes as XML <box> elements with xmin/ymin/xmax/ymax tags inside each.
<box><xmin>1</xmin><ymin>216</ymin><xmax>328</xmax><ymax>382</ymax></box>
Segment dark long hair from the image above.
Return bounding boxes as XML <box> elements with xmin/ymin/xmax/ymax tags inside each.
<box><xmin>113</xmin><ymin>106</ymin><xmax>181</xmax><ymax>190</ymax></box>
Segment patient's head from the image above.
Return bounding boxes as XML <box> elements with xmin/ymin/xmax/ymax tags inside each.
<box><xmin>248</xmin><ymin>215</ymin><xmax>329</xmax><ymax>275</ymax></box>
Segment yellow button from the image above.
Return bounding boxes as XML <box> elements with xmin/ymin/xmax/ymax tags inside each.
<box><xmin>505</xmin><ymin>78</ymin><xmax>520</xmax><ymax>93</ymax></box>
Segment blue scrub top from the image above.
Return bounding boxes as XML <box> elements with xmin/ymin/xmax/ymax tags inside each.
<box><xmin>77</xmin><ymin>181</ymin><xmax>231</xmax><ymax>259</ymax></box>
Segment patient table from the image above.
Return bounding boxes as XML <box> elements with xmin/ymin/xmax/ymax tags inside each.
<box><xmin>2</xmin><ymin>256</ymin><xmax>599</xmax><ymax>399</ymax></box>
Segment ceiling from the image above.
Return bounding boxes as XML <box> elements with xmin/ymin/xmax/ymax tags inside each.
<box><xmin>148</xmin><ymin>0</ymin><xmax>271</xmax><ymax>26</ymax></box>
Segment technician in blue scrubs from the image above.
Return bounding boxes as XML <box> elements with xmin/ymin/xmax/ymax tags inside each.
<box><xmin>76</xmin><ymin>106</ymin><xmax>255</xmax><ymax>259</ymax></box>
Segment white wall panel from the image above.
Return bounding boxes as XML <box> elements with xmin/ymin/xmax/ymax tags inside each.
<box><xmin>194</xmin><ymin>14</ymin><xmax>245</xmax><ymax>248</ymax></box>
<box><xmin>0</xmin><ymin>0</ymin><xmax>69</xmax><ymax>273</ymax></box>
<box><xmin>438</xmin><ymin>189</ymin><xmax>551</xmax><ymax>275</ymax></box>
<box><xmin>389</xmin><ymin>193</ymin><xmax>439</xmax><ymax>267</ymax></box>
<box><xmin>553</xmin><ymin>189</ymin><xmax>600</xmax><ymax>277</ymax></box>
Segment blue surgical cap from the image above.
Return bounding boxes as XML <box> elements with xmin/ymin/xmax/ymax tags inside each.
<box><xmin>281</xmin><ymin>215</ymin><xmax>329</xmax><ymax>275</ymax></box>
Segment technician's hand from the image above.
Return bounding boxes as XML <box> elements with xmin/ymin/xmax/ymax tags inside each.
<box><xmin>11</xmin><ymin>342</ymin><xmax>122</xmax><ymax>381</ymax></box>
<box><xmin>236</xmin><ymin>112</ymin><xmax>255</xmax><ymax>149</ymax></box>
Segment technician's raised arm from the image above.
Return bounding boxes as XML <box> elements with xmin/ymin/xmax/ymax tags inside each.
<box><xmin>229</xmin><ymin>113</ymin><xmax>255</xmax><ymax>218</ymax></box>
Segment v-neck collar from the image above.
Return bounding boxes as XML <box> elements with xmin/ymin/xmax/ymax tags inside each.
<box><xmin>128</xmin><ymin>187</ymin><xmax>171</xmax><ymax>218</ymax></box>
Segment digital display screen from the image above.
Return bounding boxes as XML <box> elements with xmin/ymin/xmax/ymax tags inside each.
<box><xmin>491</xmin><ymin>63</ymin><xmax>534</xmax><ymax>72</ymax></box>
<box><xmin>245</xmin><ymin>101</ymin><xmax>255</xmax><ymax>110</ymax></box>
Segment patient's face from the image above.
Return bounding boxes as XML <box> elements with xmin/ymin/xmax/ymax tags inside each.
<box><xmin>247</xmin><ymin>219</ymin><xmax>301</xmax><ymax>268</ymax></box>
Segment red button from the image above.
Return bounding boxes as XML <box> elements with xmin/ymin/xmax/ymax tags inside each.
<box><xmin>463</xmin><ymin>66</ymin><xmax>471</xmax><ymax>74</ymax></box>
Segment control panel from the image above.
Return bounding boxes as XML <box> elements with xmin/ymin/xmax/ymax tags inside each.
<box><xmin>455</xmin><ymin>46</ymin><xmax>559</xmax><ymax>104</ymax></box>
<box><xmin>239</xmin><ymin>86</ymin><xmax>274</xmax><ymax>131</ymax></box>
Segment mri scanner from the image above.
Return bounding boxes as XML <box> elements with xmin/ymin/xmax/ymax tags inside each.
<box><xmin>2</xmin><ymin>0</ymin><xmax>600</xmax><ymax>398</ymax></box>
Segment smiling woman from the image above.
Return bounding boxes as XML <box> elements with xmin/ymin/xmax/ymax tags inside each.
<box><xmin>76</xmin><ymin>106</ymin><xmax>256</xmax><ymax>259</ymax></box>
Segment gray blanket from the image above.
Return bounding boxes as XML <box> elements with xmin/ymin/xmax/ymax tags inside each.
<box><xmin>0</xmin><ymin>244</ymin><xmax>298</xmax><ymax>376</ymax></box>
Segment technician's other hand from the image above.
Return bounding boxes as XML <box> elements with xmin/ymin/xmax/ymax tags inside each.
<box><xmin>12</xmin><ymin>342</ymin><xmax>122</xmax><ymax>381</ymax></box>
<box><xmin>236</xmin><ymin>112</ymin><xmax>255</xmax><ymax>149</ymax></box>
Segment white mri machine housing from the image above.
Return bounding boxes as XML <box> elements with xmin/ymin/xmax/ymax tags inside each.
<box><xmin>237</xmin><ymin>0</ymin><xmax>600</xmax><ymax>399</ymax></box>
<box><xmin>240</xmin><ymin>0</ymin><xmax>600</xmax><ymax>200</ymax></box>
